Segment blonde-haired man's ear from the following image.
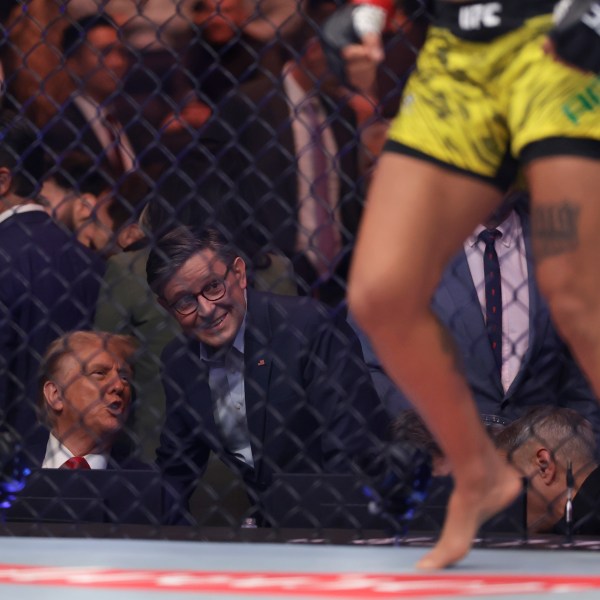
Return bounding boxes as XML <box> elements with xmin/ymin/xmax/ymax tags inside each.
<box><xmin>43</xmin><ymin>380</ymin><xmax>64</xmax><ymax>414</ymax></box>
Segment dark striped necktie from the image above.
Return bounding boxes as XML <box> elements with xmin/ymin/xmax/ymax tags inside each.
<box><xmin>479</xmin><ymin>228</ymin><xmax>503</xmax><ymax>373</ymax></box>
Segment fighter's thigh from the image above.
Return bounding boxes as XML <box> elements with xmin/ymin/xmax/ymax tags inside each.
<box><xmin>526</xmin><ymin>156</ymin><xmax>600</xmax><ymax>295</ymax></box>
<box><xmin>351</xmin><ymin>152</ymin><xmax>503</xmax><ymax>301</ymax></box>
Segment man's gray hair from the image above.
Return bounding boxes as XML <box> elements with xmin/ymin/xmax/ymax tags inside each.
<box><xmin>495</xmin><ymin>406</ymin><xmax>596</xmax><ymax>464</ymax></box>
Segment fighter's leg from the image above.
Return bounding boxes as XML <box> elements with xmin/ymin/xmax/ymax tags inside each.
<box><xmin>527</xmin><ymin>156</ymin><xmax>600</xmax><ymax>397</ymax></box>
<box><xmin>348</xmin><ymin>153</ymin><xmax>522</xmax><ymax>569</ymax></box>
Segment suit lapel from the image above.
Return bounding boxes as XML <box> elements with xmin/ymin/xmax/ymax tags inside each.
<box><xmin>243</xmin><ymin>290</ymin><xmax>272</xmax><ymax>481</ymax></box>
<box><xmin>435</xmin><ymin>251</ymin><xmax>504</xmax><ymax>394</ymax></box>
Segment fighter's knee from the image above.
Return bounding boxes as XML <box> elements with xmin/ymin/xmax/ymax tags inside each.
<box><xmin>348</xmin><ymin>270</ymin><xmax>413</xmax><ymax>335</ymax></box>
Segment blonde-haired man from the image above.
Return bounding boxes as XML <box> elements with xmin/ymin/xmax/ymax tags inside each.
<box><xmin>39</xmin><ymin>331</ymin><xmax>137</xmax><ymax>469</ymax></box>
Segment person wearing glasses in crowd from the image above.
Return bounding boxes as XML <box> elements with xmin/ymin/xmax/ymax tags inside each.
<box><xmin>146</xmin><ymin>226</ymin><xmax>389</xmax><ymax>524</ymax></box>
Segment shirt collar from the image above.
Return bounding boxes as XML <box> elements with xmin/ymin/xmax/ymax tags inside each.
<box><xmin>43</xmin><ymin>433</ymin><xmax>109</xmax><ymax>469</ymax></box>
<box><xmin>467</xmin><ymin>209</ymin><xmax>519</xmax><ymax>249</ymax></box>
<box><xmin>0</xmin><ymin>203</ymin><xmax>47</xmax><ymax>226</ymax></box>
<box><xmin>73</xmin><ymin>93</ymin><xmax>109</xmax><ymax>120</ymax></box>
<box><xmin>282</xmin><ymin>64</ymin><xmax>320</xmax><ymax>115</ymax></box>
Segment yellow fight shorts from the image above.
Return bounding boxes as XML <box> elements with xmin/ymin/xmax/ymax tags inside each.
<box><xmin>386</xmin><ymin>14</ymin><xmax>600</xmax><ymax>190</ymax></box>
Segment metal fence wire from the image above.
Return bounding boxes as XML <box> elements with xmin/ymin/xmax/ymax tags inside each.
<box><xmin>0</xmin><ymin>0</ymin><xmax>599</xmax><ymax>544</ymax></box>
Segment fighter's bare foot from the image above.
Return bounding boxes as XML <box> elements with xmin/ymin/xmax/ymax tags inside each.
<box><xmin>416</xmin><ymin>458</ymin><xmax>522</xmax><ymax>570</ymax></box>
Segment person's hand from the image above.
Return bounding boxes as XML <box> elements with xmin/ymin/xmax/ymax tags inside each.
<box><xmin>161</xmin><ymin>100</ymin><xmax>213</xmax><ymax>133</ymax></box>
<box><xmin>546</xmin><ymin>1</ymin><xmax>600</xmax><ymax>75</ymax></box>
<box><xmin>341</xmin><ymin>32</ymin><xmax>384</xmax><ymax>95</ymax></box>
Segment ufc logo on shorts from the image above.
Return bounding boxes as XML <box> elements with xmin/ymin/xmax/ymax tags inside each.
<box><xmin>582</xmin><ymin>3</ymin><xmax>600</xmax><ymax>35</ymax></box>
<box><xmin>458</xmin><ymin>2</ymin><xmax>502</xmax><ymax>31</ymax></box>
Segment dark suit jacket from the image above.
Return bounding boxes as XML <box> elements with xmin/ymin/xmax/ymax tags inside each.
<box><xmin>209</xmin><ymin>79</ymin><xmax>362</xmax><ymax>275</ymax></box>
<box><xmin>43</xmin><ymin>95</ymin><xmax>131</xmax><ymax>173</ymax></box>
<box><xmin>352</xmin><ymin>209</ymin><xmax>600</xmax><ymax>433</ymax></box>
<box><xmin>24</xmin><ymin>433</ymin><xmax>152</xmax><ymax>470</ymax></box>
<box><xmin>157</xmin><ymin>289</ymin><xmax>390</xmax><ymax>520</ymax></box>
<box><xmin>0</xmin><ymin>210</ymin><xmax>105</xmax><ymax>454</ymax></box>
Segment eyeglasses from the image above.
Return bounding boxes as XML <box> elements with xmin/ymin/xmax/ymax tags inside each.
<box><xmin>167</xmin><ymin>264</ymin><xmax>233</xmax><ymax>316</ymax></box>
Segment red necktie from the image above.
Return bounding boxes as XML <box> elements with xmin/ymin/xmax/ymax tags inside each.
<box><xmin>60</xmin><ymin>456</ymin><xmax>91</xmax><ymax>470</ymax></box>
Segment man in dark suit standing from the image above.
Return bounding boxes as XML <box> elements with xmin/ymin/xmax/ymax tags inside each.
<box><xmin>146</xmin><ymin>227</ymin><xmax>389</xmax><ymax>523</ymax></box>
<box><xmin>211</xmin><ymin>16</ymin><xmax>361</xmax><ymax>306</ymax></box>
<box><xmin>0</xmin><ymin>111</ymin><xmax>105</xmax><ymax>460</ymax></box>
<box><xmin>351</xmin><ymin>194</ymin><xmax>600</xmax><ymax>437</ymax></box>
<box><xmin>44</xmin><ymin>14</ymin><xmax>134</xmax><ymax>180</ymax></box>
<box><xmin>37</xmin><ymin>331</ymin><xmax>137</xmax><ymax>469</ymax></box>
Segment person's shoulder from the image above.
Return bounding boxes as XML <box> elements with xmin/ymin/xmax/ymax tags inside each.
<box><xmin>0</xmin><ymin>210</ymin><xmax>61</xmax><ymax>246</ymax></box>
<box><xmin>250</xmin><ymin>290</ymin><xmax>336</xmax><ymax>327</ymax></box>
<box><xmin>161</xmin><ymin>331</ymin><xmax>199</xmax><ymax>364</ymax></box>
<box><xmin>105</xmin><ymin>247</ymin><xmax>149</xmax><ymax>274</ymax></box>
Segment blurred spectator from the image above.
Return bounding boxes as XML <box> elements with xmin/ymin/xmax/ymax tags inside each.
<box><xmin>182</xmin><ymin>0</ymin><xmax>284</xmax><ymax>105</ymax></box>
<box><xmin>40</xmin><ymin>153</ymin><xmax>111</xmax><ymax>241</ymax></box>
<box><xmin>212</xmin><ymin>10</ymin><xmax>362</xmax><ymax>306</ymax></box>
<box><xmin>36</xmin><ymin>330</ymin><xmax>139</xmax><ymax>469</ymax></box>
<box><xmin>146</xmin><ymin>226</ymin><xmax>389</xmax><ymax>523</ymax></box>
<box><xmin>0</xmin><ymin>111</ymin><xmax>105</xmax><ymax>460</ymax></box>
<box><xmin>77</xmin><ymin>170</ymin><xmax>148</xmax><ymax>257</ymax></box>
<box><xmin>350</xmin><ymin>193</ymin><xmax>600</xmax><ymax>442</ymax></box>
<box><xmin>44</xmin><ymin>14</ymin><xmax>135</xmax><ymax>181</ymax></box>
<box><xmin>496</xmin><ymin>406</ymin><xmax>600</xmax><ymax>535</ymax></box>
<box><xmin>1</xmin><ymin>0</ymin><xmax>72</xmax><ymax>126</ymax></box>
<box><xmin>244</xmin><ymin>0</ymin><xmax>308</xmax><ymax>43</ymax></box>
<box><xmin>66</xmin><ymin>0</ymin><xmax>193</xmax><ymax>51</ymax></box>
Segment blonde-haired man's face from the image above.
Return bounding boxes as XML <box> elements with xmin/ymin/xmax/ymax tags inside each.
<box><xmin>45</xmin><ymin>337</ymin><xmax>133</xmax><ymax>450</ymax></box>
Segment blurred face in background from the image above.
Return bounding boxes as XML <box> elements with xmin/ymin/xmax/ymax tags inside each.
<box><xmin>192</xmin><ymin>0</ymin><xmax>251</xmax><ymax>45</ymax></box>
<box><xmin>76</xmin><ymin>190</ymin><xmax>144</xmax><ymax>257</ymax></box>
<box><xmin>77</xmin><ymin>190</ymin><xmax>117</xmax><ymax>254</ymax></box>
<box><xmin>40</xmin><ymin>178</ymin><xmax>96</xmax><ymax>234</ymax></box>
<box><xmin>68</xmin><ymin>25</ymin><xmax>128</xmax><ymax>102</ymax></box>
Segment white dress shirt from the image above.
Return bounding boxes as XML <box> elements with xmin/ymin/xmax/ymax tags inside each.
<box><xmin>42</xmin><ymin>433</ymin><xmax>108</xmax><ymax>469</ymax></box>
<box><xmin>73</xmin><ymin>95</ymin><xmax>136</xmax><ymax>173</ymax></box>
<box><xmin>201</xmin><ymin>316</ymin><xmax>254</xmax><ymax>468</ymax></box>
<box><xmin>464</xmin><ymin>210</ymin><xmax>530</xmax><ymax>393</ymax></box>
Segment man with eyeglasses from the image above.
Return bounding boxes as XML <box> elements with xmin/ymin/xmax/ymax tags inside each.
<box><xmin>146</xmin><ymin>226</ymin><xmax>390</xmax><ymax>524</ymax></box>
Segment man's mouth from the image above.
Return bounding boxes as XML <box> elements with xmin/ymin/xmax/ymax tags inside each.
<box><xmin>106</xmin><ymin>400</ymin><xmax>124</xmax><ymax>416</ymax></box>
<box><xmin>202</xmin><ymin>313</ymin><xmax>227</xmax><ymax>331</ymax></box>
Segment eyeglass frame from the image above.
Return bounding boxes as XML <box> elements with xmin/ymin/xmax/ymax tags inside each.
<box><xmin>164</xmin><ymin>261</ymin><xmax>235</xmax><ymax>316</ymax></box>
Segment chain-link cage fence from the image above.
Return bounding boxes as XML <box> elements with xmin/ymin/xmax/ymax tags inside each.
<box><xmin>0</xmin><ymin>0</ymin><xmax>598</xmax><ymax>545</ymax></box>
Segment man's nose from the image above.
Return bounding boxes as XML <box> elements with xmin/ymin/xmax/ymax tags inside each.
<box><xmin>195</xmin><ymin>294</ymin><xmax>217</xmax><ymax>317</ymax></box>
<box><xmin>106</xmin><ymin>371</ymin><xmax>128</xmax><ymax>396</ymax></box>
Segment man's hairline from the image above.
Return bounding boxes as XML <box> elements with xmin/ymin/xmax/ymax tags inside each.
<box><xmin>158</xmin><ymin>248</ymin><xmax>242</xmax><ymax>298</ymax></box>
